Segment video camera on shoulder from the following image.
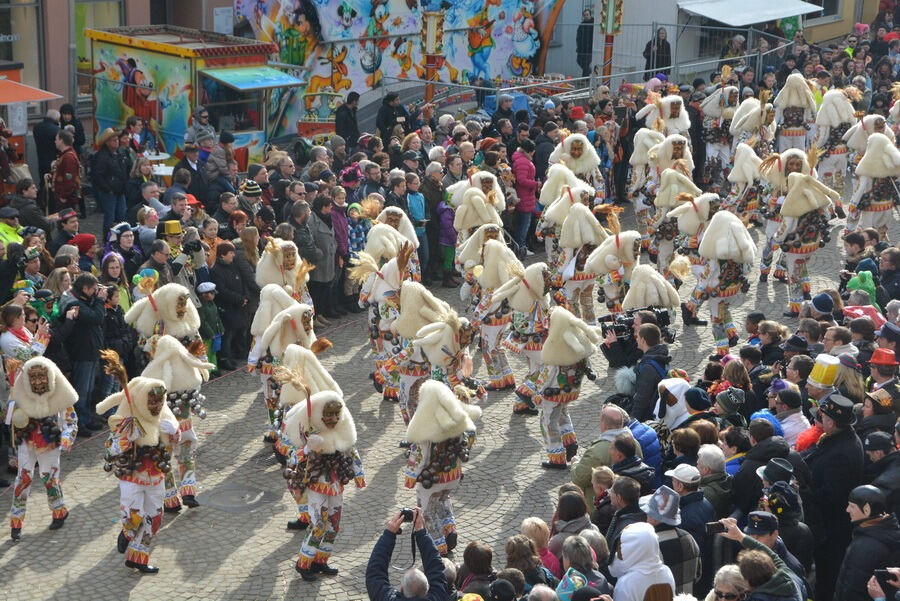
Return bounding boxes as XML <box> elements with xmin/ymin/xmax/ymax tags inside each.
<box><xmin>599</xmin><ymin>306</ymin><xmax>676</xmax><ymax>344</ymax></box>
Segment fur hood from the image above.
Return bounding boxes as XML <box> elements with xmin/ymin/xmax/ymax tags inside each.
<box><xmin>96</xmin><ymin>376</ymin><xmax>178</xmax><ymax>447</ymax></box>
<box><xmin>774</xmin><ymin>73</ymin><xmax>816</xmax><ymax>113</ymax></box>
<box><xmin>395</xmin><ymin>281</ymin><xmax>452</xmax><ymax>340</ymax></box>
<box><xmin>251</xmin><ymin>284</ymin><xmax>298</xmax><ymax>337</ymax></box>
<box><xmin>843</xmin><ymin>115</ymin><xmax>896</xmax><ymax>152</ymax></box>
<box><xmin>453</xmin><ymin>187</ymin><xmax>502</xmax><ymax>234</ymax></box>
<box><xmin>364</xmin><ymin>223</ymin><xmax>408</xmax><ymax>264</ymax></box>
<box><xmin>622</xmin><ymin>265</ymin><xmax>679</xmax><ymax>310</ymax></box>
<box><xmin>655</xmin><ymin>377</ymin><xmax>692</xmax><ymax>430</ymax></box>
<box><xmin>125</xmin><ymin>282</ymin><xmax>201</xmax><ymax>338</ymax></box>
<box><xmin>656</xmin><ymin>167</ymin><xmax>701</xmax><ymax>209</ymax></box>
<box><xmin>255</xmin><ymin>239</ymin><xmax>300</xmax><ymax>289</ymax></box>
<box><xmin>541</xmin><ymin>306</ymin><xmax>602</xmax><ymax>366</ymax></box>
<box><xmin>10</xmin><ymin>357</ymin><xmax>78</xmax><ymax>424</ymax></box>
<box><xmin>586</xmin><ymin>230</ymin><xmax>641</xmax><ymax>277</ymax></box>
<box><xmin>759</xmin><ymin>149</ymin><xmax>812</xmax><ymax>191</ymax></box>
<box><xmin>668</xmin><ymin>192</ymin><xmax>717</xmax><ymax>236</ymax></box>
<box><xmin>278</xmin><ymin>344</ymin><xmax>342</xmax><ymax>407</ymax></box>
<box><xmin>478</xmin><ymin>239</ymin><xmax>521</xmax><ymax>290</ymax></box>
<box><xmin>698</xmin><ymin>210</ymin><xmax>756</xmax><ymax>263</ymax></box>
<box><xmin>559</xmin><ymin>203</ymin><xmax>607</xmax><ymax>250</ymax></box>
<box><xmin>816</xmin><ymin>89</ymin><xmax>858</xmax><ymax>127</ymax></box>
<box><xmin>407</xmin><ymin>380</ymin><xmax>481</xmax><ymax>443</ymax></box>
<box><xmin>728</xmin><ymin>143</ymin><xmax>762</xmax><ymax>184</ymax></box>
<box><xmin>700</xmin><ymin>86</ymin><xmax>739</xmax><ymax>119</ymax></box>
<box><xmin>549</xmin><ymin>133</ymin><xmax>602</xmax><ymax>174</ymax></box>
<box><xmin>539</xmin><ymin>163</ymin><xmax>582</xmax><ymax>207</ymax></box>
<box><xmin>376</xmin><ymin>207</ymin><xmax>419</xmax><ymax>248</ymax></box>
<box><xmin>780</xmin><ymin>173</ymin><xmax>839</xmax><ymax>218</ymax></box>
<box><xmin>456</xmin><ymin>223</ymin><xmax>502</xmax><ymax>270</ymax></box>
<box><xmin>258</xmin><ymin>303</ymin><xmax>317</xmax><ymax>358</ymax></box>
<box><xmin>649</xmin><ymin>134</ymin><xmax>694</xmax><ymax>172</ymax></box>
<box><xmin>542</xmin><ymin>183</ymin><xmax>595</xmax><ymax>227</ymax></box>
<box><xmin>855</xmin><ymin>132</ymin><xmax>900</xmax><ymax>179</ymax></box>
<box><xmin>636</xmin><ymin>95</ymin><xmax>690</xmax><ymax>134</ymax></box>
<box><xmin>415</xmin><ymin>316</ymin><xmax>466</xmax><ymax>369</ymax></box>
<box><xmin>490</xmin><ymin>262</ymin><xmax>551</xmax><ymax>313</ymax></box>
<box><xmin>730</xmin><ymin>96</ymin><xmax>775</xmax><ymax>135</ymax></box>
<box><xmin>142</xmin><ymin>335</ymin><xmax>214</xmax><ymax>392</ymax></box>
<box><xmin>630</xmin><ymin>128</ymin><xmax>666</xmax><ymax>166</ymax></box>
<box><xmin>282</xmin><ymin>391</ymin><xmax>357</xmax><ymax>454</ymax></box>
<box><xmin>446</xmin><ymin>171</ymin><xmax>505</xmax><ymax>211</ymax></box>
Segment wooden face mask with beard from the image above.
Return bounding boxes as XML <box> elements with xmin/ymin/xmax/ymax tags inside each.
<box><xmin>283</xmin><ymin>246</ymin><xmax>297</xmax><ymax>271</ymax></box>
<box><xmin>176</xmin><ymin>294</ymin><xmax>188</xmax><ymax>319</ymax></box>
<box><xmin>146</xmin><ymin>385</ymin><xmax>166</xmax><ymax>417</ymax></box>
<box><xmin>321</xmin><ymin>399</ymin><xmax>343</xmax><ymax>429</ymax></box>
<box><xmin>28</xmin><ymin>365</ymin><xmax>49</xmax><ymax>395</ymax></box>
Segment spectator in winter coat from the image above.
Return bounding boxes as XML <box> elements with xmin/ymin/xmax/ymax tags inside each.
<box><xmin>91</xmin><ymin>128</ymin><xmax>129</xmax><ymax>233</ymax></box>
<box><xmin>366</xmin><ymin>509</ymin><xmax>447</xmax><ymax>601</ymax></box>
<box><xmin>630</xmin><ymin>324</ymin><xmax>672</xmax><ymax>422</ymax></box>
<box><xmin>307</xmin><ymin>195</ymin><xmax>338</xmax><ymax>320</ymax></box>
<box><xmin>62</xmin><ymin>273</ymin><xmax>107</xmax><ymax>431</ymax></box>
<box><xmin>572</xmin><ymin>405</ymin><xmax>643</xmax><ymax>504</ymax></box>
<box><xmin>605</xmin><ymin>476</ymin><xmax>647</xmax><ymax>554</ymax></box>
<box><xmin>184</xmin><ymin>106</ymin><xmax>216</xmax><ymax>145</ymax></box>
<box><xmin>611</xmin><ymin>434</ymin><xmax>656</xmax><ymax>495</ymax></box>
<box><xmin>668</xmin><ymin>464</ymin><xmax>716</xmax><ymax>591</ymax></box>
<box><xmin>548</xmin><ymin>492</ymin><xmax>599</xmax><ymax>560</ymax></box>
<box><xmin>204</xmin><ymin>130</ymin><xmax>234</xmax><ymax>182</ymax></box>
<box><xmin>196</xmin><ymin>282</ymin><xmax>224</xmax><ymax>370</ymax></box>
<box><xmin>512</xmin><ymin>139</ymin><xmax>539</xmax><ymax>257</ymax></box>
<box><xmin>719</xmin><ymin>518</ymin><xmax>803</xmax><ymax>601</ymax></box>
<box><xmin>641</xmin><ymin>486</ymin><xmax>701</xmax><ymax>595</ymax></box>
<box><xmin>697</xmin><ymin>444</ymin><xmax>734</xmax><ymax>519</ymax></box>
<box><xmin>421</xmin><ymin>162</ymin><xmax>444</xmax><ymax>280</ymax></box>
<box><xmin>533</xmin><ymin>122</ymin><xmax>559</xmax><ymax>181</ymax></box>
<box><xmin>209</xmin><ymin>241</ymin><xmax>247</xmax><ymax>371</ymax></box>
<box><xmin>33</xmin><ymin>109</ymin><xmax>59</xmax><ymax>185</ymax></box>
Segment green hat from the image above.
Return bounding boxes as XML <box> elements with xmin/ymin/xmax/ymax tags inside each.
<box><xmin>847</xmin><ymin>270</ymin><xmax>880</xmax><ymax>311</ymax></box>
<box><xmin>348</xmin><ymin>202</ymin><xmax>363</xmax><ymax>215</ymax></box>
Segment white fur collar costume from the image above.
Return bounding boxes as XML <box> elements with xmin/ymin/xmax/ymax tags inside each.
<box><xmin>774</xmin><ymin>73</ymin><xmax>817</xmax><ymax>114</ymax></box>
<box><xmin>354</xmin><ymin>245</ymin><xmax>413</xmax><ymax>304</ymax></box>
<box><xmin>844</xmin><ymin>115</ymin><xmax>896</xmax><ymax>152</ymax></box>
<box><xmin>539</xmin><ymin>163</ymin><xmax>583</xmax><ymax>207</ymax></box>
<box><xmin>631</xmin><ymin>129</ymin><xmax>666</xmax><ymax>167</ymax></box>
<box><xmin>453</xmin><ymin>188</ymin><xmax>502</xmax><ymax>234</ymax></box>
<box><xmin>855</xmin><ymin>132</ymin><xmax>900</xmax><ymax>179</ymax></box>
<box><xmin>636</xmin><ymin>95</ymin><xmax>691</xmax><ymax>135</ymax></box>
<box><xmin>656</xmin><ymin>167</ymin><xmax>701</xmax><ymax>209</ymax></box>
<box><xmin>364</xmin><ymin>223</ymin><xmax>408</xmax><ymax>264</ymax></box>
<box><xmin>96</xmin><ymin>377</ymin><xmax>179</xmax><ymax>447</ymax></box>
<box><xmin>446</xmin><ymin>171</ymin><xmax>505</xmax><ymax>211</ymax></box>
<box><xmin>700</xmin><ymin>86</ymin><xmax>739</xmax><ymax>120</ymax></box>
<box><xmin>394</xmin><ymin>281</ymin><xmax>452</xmax><ymax>340</ymax></box>
<box><xmin>780</xmin><ymin>173</ymin><xmax>839</xmax><ymax>218</ymax></box>
<box><xmin>142</xmin><ymin>335</ymin><xmax>214</xmax><ymax>392</ymax></box>
<box><xmin>649</xmin><ymin>135</ymin><xmax>694</xmax><ymax>173</ymax></box>
<box><xmin>586</xmin><ymin>230</ymin><xmax>641</xmax><ymax>277</ymax></box>
<box><xmin>415</xmin><ymin>313</ymin><xmax>471</xmax><ymax>370</ymax></box>
<box><xmin>541</xmin><ymin>307</ymin><xmax>602</xmax><ymax>366</ymax></box>
<box><xmin>815</xmin><ymin>89</ymin><xmax>858</xmax><ymax>128</ymax></box>
<box><xmin>558</xmin><ymin>203</ymin><xmax>607</xmax><ymax>250</ymax></box>
<box><xmin>258</xmin><ymin>303</ymin><xmax>319</xmax><ymax>358</ymax></box>
<box><xmin>698</xmin><ymin>210</ymin><xmax>756</xmax><ymax>263</ymax></box>
<box><xmin>548</xmin><ymin>133</ymin><xmax>602</xmax><ymax>175</ymax></box>
<box><xmin>278</xmin><ymin>344</ymin><xmax>342</xmax><ymax>406</ymax></box>
<box><xmin>477</xmin><ymin>239</ymin><xmax>521</xmax><ymax>290</ymax></box>
<box><xmin>730</xmin><ymin>96</ymin><xmax>775</xmax><ymax>136</ymax></box>
<box><xmin>376</xmin><ymin>207</ymin><xmax>419</xmax><ymax>248</ymax></box>
<box><xmin>490</xmin><ymin>262</ymin><xmax>551</xmax><ymax>313</ymax></box>
<box><xmin>251</xmin><ymin>284</ymin><xmax>298</xmax><ymax>338</ymax></box>
<box><xmin>728</xmin><ymin>143</ymin><xmax>762</xmax><ymax>185</ymax></box>
<box><xmin>125</xmin><ymin>282</ymin><xmax>201</xmax><ymax>339</ymax></box>
<box><xmin>542</xmin><ymin>182</ymin><xmax>596</xmax><ymax>227</ymax></box>
<box><xmin>10</xmin><ymin>357</ymin><xmax>78</xmax><ymax>426</ymax></box>
<box><xmin>456</xmin><ymin>224</ymin><xmax>503</xmax><ymax>271</ymax></box>
<box><xmin>621</xmin><ymin>265</ymin><xmax>679</xmax><ymax>310</ymax></box>
<box><xmin>668</xmin><ymin>192</ymin><xmax>718</xmax><ymax>236</ymax></box>
<box><xmin>406</xmin><ymin>380</ymin><xmax>481</xmax><ymax>444</ymax></box>
<box><xmin>255</xmin><ymin>239</ymin><xmax>301</xmax><ymax>289</ymax></box>
<box><xmin>282</xmin><ymin>391</ymin><xmax>357</xmax><ymax>454</ymax></box>
<box><xmin>759</xmin><ymin>149</ymin><xmax>813</xmax><ymax>192</ymax></box>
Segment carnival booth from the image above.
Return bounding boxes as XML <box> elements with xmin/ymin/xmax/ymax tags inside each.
<box><xmin>84</xmin><ymin>25</ymin><xmax>306</xmax><ymax>166</ymax></box>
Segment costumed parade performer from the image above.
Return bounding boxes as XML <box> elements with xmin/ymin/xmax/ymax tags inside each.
<box><xmin>669</xmin><ymin>192</ymin><xmax>718</xmax><ymax>327</ymax></box>
<box><xmin>552</xmin><ymin>202</ymin><xmax>608</xmax><ymax>324</ymax></box>
<box><xmin>774</xmin><ymin>72</ymin><xmax>817</xmax><ymax>153</ymax></box>
<box><xmin>456</xmin><ymin>222</ymin><xmax>503</xmax><ymax>313</ymax></box>
<box><xmin>650</xmin><ymin>161</ymin><xmax>700</xmax><ymax>282</ymax></box>
<box><xmin>730</xmin><ymin>91</ymin><xmax>776</xmax><ymax>158</ymax></box>
<box><xmin>141</xmin><ymin>335</ymin><xmax>214</xmax><ymax>513</ymax></box>
<box><xmin>847</xmin><ymin>132</ymin><xmax>900</xmax><ymax>241</ymax></box>
<box><xmin>535</xmin><ymin>179</ymin><xmax>595</xmax><ymax>268</ymax></box>
<box><xmin>628</xmin><ymin>128</ymin><xmax>666</xmax><ymax>251</ymax></box>
<box><xmin>376</xmin><ymin>206</ymin><xmax>423</xmax><ymax>281</ymax></box>
<box><xmin>585</xmin><ymin>216</ymin><xmax>642</xmax><ymax>316</ymax></box>
<box><xmin>251</xmin><ymin>283</ymin><xmax>300</xmax><ymax>344</ymax></box>
<box><xmin>536</xmin><ymin>164</ymin><xmax>583</xmax><ymax>261</ymax></box>
<box><xmin>636</xmin><ymin>93</ymin><xmax>691</xmax><ymax>137</ymax></box>
<box><xmin>814</xmin><ymin>88</ymin><xmax>859</xmax><ymax>216</ymax></box>
<box><xmin>548</xmin><ymin>132</ymin><xmax>605</xmax><ymax>192</ymax></box>
<box><xmin>125</xmin><ymin>282</ymin><xmax>205</xmax><ymax>359</ymax></box>
<box><xmin>404</xmin><ymin>380</ymin><xmax>480</xmax><ymax>556</ymax></box>
<box><xmin>700</xmin><ymin>82</ymin><xmax>739</xmax><ymax>192</ymax></box>
<box><xmin>452</xmin><ymin>188</ymin><xmax>503</xmax><ymax>245</ymax></box>
<box><xmin>723</xmin><ymin>143</ymin><xmax>764</xmax><ymax>226</ymax></box>
<box><xmin>256</xmin><ymin>238</ymin><xmax>310</xmax><ymax>305</ymax></box>
<box><xmin>415</xmin><ymin>311</ymin><xmax>483</xmax><ymax>398</ymax></box>
<box><xmin>8</xmin><ymin>357</ymin><xmax>77</xmax><ymax>541</ymax></box>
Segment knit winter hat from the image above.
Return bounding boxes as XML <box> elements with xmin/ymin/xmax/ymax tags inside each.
<box><xmin>811</xmin><ymin>292</ymin><xmax>834</xmax><ymax>314</ymax></box>
<box><xmin>715</xmin><ymin>387</ymin><xmax>745</xmax><ymax>414</ymax></box>
<box><xmin>240</xmin><ymin>180</ymin><xmax>263</xmax><ymax>198</ymax></box>
<box><xmin>219</xmin><ymin>130</ymin><xmax>235</xmax><ymax>144</ymax></box>
<box><xmin>777</xmin><ymin>389</ymin><xmax>802</xmax><ymax>409</ymax></box>
<box><xmin>71</xmin><ymin>233</ymin><xmax>96</xmax><ymax>256</ymax></box>
<box><xmin>684</xmin><ymin>387</ymin><xmax>711</xmax><ymax>411</ymax></box>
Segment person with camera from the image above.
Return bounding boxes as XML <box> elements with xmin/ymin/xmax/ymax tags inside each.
<box><xmin>618</xmin><ymin>322</ymin><xmax>672</xmax><ymax>422</ymax></box>
<box><xmin>365</xmin><ymin>507</ymin><xmax>448</xmax><ymax>601</ymax></box>
<box><xmin>599</xmin><ymin>309</ymin><xmax>658</xmax><ymax>369</ymax></box>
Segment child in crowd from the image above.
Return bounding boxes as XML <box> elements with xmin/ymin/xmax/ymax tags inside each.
<box><xmin>521</xmin><ymin>517</ymin><xmax>562</xmax><ymax>580</ymax></box>
<box><xmin>436</xmin><ymin>195</ymin><xmax>458</xmax><ymax>287</ymax></box>
<box><xmin>99</xmin><ymin>286</ymin><xmax>134</xmax><ymax>395</ymax></box>
<box><xmin>197</xmin><ymin>281</ymin><xmax>224</xmax><ymax>373</ymax></box>
<box><xmin>745</xmin><ymin>311</ymin><xmax>766</xmax><ymax>346</ymax></box>
<box><xmin>590</xmin><ymin>466</ymin><xmax>616</xmax><ymax>535</ymax></box>
<box><xmin>405</xmin><ymin>172</ymin><xmax>429</xmax><ymax>277</ymax></box>
<box><xmin>346</xmin><ymin>202</ymin><xmax>371</xmax><ymax>306</ymax></box>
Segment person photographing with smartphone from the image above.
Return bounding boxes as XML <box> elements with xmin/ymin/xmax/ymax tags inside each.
<box><xmin>366</xmin><ymin>507</ymin><xmax>448</xmax><ymax>601</ymax></box>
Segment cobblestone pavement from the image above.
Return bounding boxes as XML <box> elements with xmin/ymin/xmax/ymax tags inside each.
<box><xmin>0</xmin><ymin>210</ymin><xmax>896</xmax><ymax>601</ymax></box>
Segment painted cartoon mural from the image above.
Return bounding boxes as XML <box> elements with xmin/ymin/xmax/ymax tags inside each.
<box><xmin>233</xmin><ymin>0</ymin><xmax>567</xmax><ymax>138</ymax></box>
<box><xmin>91</xmin><ymin>41</ymin><xmax>192</xmax><ymax>153</ymax></box>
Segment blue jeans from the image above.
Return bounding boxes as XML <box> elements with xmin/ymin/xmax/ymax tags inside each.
<box><xmin>416</xmin><ymin>232</ymin><xmax>429</xmax><ymax>277</ymax></box>
<box><xmin>97</xmin><ymin>191</ymin><xmax>126</xmax><ymax>234</ymax></box>
<box><xmin>70</xmin><ymin>360</ymin><xmax>98</xmax><ymax>426</ymax></box>
<box><xmin>513</xmin><ymin>210</ymin><xmax>533</xmax><ymax>253</ymax></box>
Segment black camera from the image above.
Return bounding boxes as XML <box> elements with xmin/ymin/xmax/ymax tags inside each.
<box><xmin>599</xmin><ymin>306</ymin><xmax>676</xmax><ymax>344</ymax></box>
<box><xmin>400</xmin><ymin>507</ymin><xmax>415</xmax><ymax>522</ymax></box>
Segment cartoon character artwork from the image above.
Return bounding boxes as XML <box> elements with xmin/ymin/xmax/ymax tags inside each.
<box><xmin>305</xmin><ymin>45</ymin><xmax>353</xmax><ymax>115</ymax></box>
<box><xmin>361</xmin><ymin>0</ymin><xmax>391</xmax><ymax>88</ymax></box>
<box><xmin>392</xmin><ymin>38</ymin><xmax>424</xmax><ymax>80</ymax></box>
<box><xmin>508</xmin><ymin>0</ymin><xmax>539</xmax><ymax>77</ymax></box>
<box><xmin>466</xmin><ymin>0</ymin><xmax>502</xmax><ymax>82</ymax></box>
<box><xmin>336</xmin><ymin>2</ymin><xmax>358</xmax><ymax>37</ymax></box>
<box><xmin>113</xmin><ymin>57</ymin><xmax>178</xmax><ymax>151</ymax></box>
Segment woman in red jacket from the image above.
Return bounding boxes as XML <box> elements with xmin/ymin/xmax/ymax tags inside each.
<box><xmin>512</xmin><ymin>138</ymin><xmax>539</xmax><ymax>258</ymax></box>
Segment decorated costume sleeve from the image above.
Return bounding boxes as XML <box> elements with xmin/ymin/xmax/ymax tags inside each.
<box><xmin>404</xmin><ymin>442</ymin><xmax>428</xmax><ymax>488</ymax></box>
<box><xmin>381</xmin><ymin>339</ymin><xmax>413</xmax><ymax>377</ymax></box>
<box><xmin>59</xmin><ymin>406</ymin><xmax>77</xmax><ymax>451</ymax></box>
<box><xmin>471</xmin><ymin>290</ymin><xmax>495</xmax><ymax>325</ymax></box>
<box><xmin>246</xmin><ymin>336</ymin><xmax>265</xmax><ymax>370</ymax></box>
<box><xmin>106</xmin><ymin>427</ymin><xmax>134</xmax><ymax>458</ymax></box>
<box><xmin>352</xmin><ymin>447</ymin><xmax>366</xmax><ymax>489</ymax></box>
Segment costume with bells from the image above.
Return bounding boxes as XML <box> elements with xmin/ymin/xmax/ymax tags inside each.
<box><xmin>649</xmin><ymin>163</ymin><xmax>700</xmax><ymax>283</ymax></box>
<box><xmin>404</xmin><ymin>381</ymin><xmax>480</xmax><ymax>556</ymax></box>
<box><xmin>696</xmin><ymin>210</ymin><xmax>756</xmax><ymax>354</ymax></box>
<box><xmin>255</xmin><ymin>238</ymin><xmax>312</xmax><ymax>306</ymax></box>
<box><xmin>97</xmin><ymin>370</ymin><xmax>180</xmax><ymax>572</ymax></box>
<box><xmin>628</xmin><ymin>128</ymin><xmax>666</xmax><ymax>250</ymax></box>
<box><xmin>536</xmin><ymin>164</ymin><xmax>584</xmax><ymax>261</ymax></box>
<box><xmin>247</xmin><ymin>303</ymin><xmax>325</xmax><ymax>443</ymax></box>
<box><xmin>456</xmin><ymin>223</ymin><xmax>504</xmax><ymax>314</ymax></box>
<box><xmin>775</xmin><ymin>173</ymin><xmax>838</xmax><ymax>315</ymax></box>
<box><xmin>415</xmin><ymin>311</ymin><xmax>484</xmax><ymax>399</ymax></box>
<box><xmin>723</xmin><ymin>143</ymin><xmax>764</xmax><ymax>226</ymax></box>
<box><xmin>635</xmin><ymin>94</ymin><xmax>691</xmax><ymax>137</ymax></box>
<box><xmin>814</xmin><ymin>89</ymin><xmax>858</xmax><ymax>208</ymax></box>
<box><xmin>141</xmin><ymin>335</ymin><xmax>214</xmax><ymax>512</ymax></box>
<box><xmin>847</xmin><ymin>132</ymin><xmax>900</xmax><ymax>241</ymax></box>
<box><xmin>534</xmin><ymin>307</ymin><xmax>599</xmax><ymax>468</ymax></box>
<box><xmin>272</xmin><ymin>348</ymin><xmax>342</xmax><ymax>532</ymax></box>
<box><xmin>700</xmin><ymin>85</ymin><xmax>739</xmax><ymax>191</ymax></box>
<box><xmin>471</xmin><ymin>239</ymin><xmax>522</xmax><ymax>390</ymax></box>
<box><xmin>773</xmin><ymin>73</ymin><xmax>817</xmax><ymax>153</ymax></box>
<box><xmin>548</xmin><ymin>132</ymin><xmax>605</xmax><ymax>193</ymax></box>
<box><xmin>758</xmin><ymin>149</ymin><xmax>812</xmax><ymax>282</ymax></box>
<box><xmin>552</xmin><ymin>203</ymin><xmax>608</xmax><ymax>325</ymax></box>
<box><xmin>7</xmin><ymin>357</ymin><xmax>77</xmax><ymax>539</ymax></box>
<box><xmin>670</xmin><ymin>192</ymin><xmax>719</xmax><ymax>324</ymax></box>
<box><xmin>585</xmin><ymin>224</ymin><xmax>641</xmax><ymax>316</ymax></box>
<box><xmin>351</xmin><ymin>244</ymin><xmax>415</xmax><ymax>403</ymax></box>
<box><xmin>281</xmin><ymin>391</ymin><xmax>365</xmax><ymax>579</ymax></box>
<box><xmin>452</xmin><ymin>188</ymin><xmax>503</xmax><ymax>246</ymax></box>
<box><xmin>644</xmin><ymin>134</ymin><xmax>695</xmax><ymax>258</ymax></box>
<box><xmin>536</xmin><ymin>179</ymin><xmax>596</xmax><ymax>268</ymax></box>
<box><xmin>493</xmin><ymin>262</ymin><xmax>552</xmax><ymax>413</ymax></box>
<box><xmin>730</xmin><ymin>93</ymin><xmax>776</xmax><ymax>159</ymax></box>
<box><xmin>376</xmin><ymin>207</ymin><xmax>423</xmax><ymax>281</ymax></box>
<box><xmin>251</xmin><ymin>284</ymin><xmax>299</xmax><ymax>341</ymax></box>
<box><xmin>124</xmin><ymin>282</ymin><xmax>205</xmax><ymax>359</ymax></box>
<box><xmin>379</xmin><ymin>281</ymin><xmax>451</xmax><ymax>425</ymax></box>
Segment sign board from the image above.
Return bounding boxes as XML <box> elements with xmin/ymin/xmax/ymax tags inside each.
<box><xmin>213</xmin><ymin>7</ymin><xmax>234</xmax><ymax>35</ymax></box>
<box><xmin>7</xmin><ymin>102</ymin><xmax>26</xmax><ymax>136</ymax></box>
